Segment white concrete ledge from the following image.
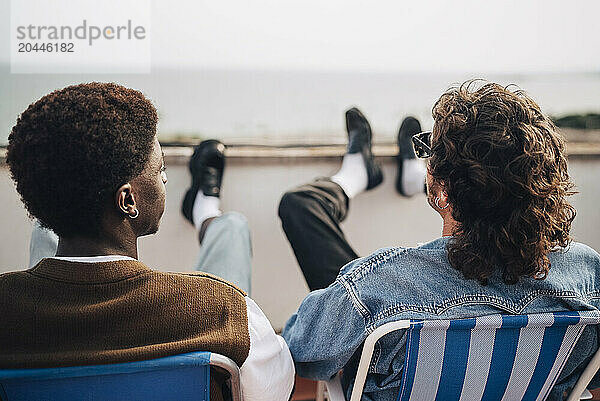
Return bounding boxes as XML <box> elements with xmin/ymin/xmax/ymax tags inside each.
<box><xmin>159</xmin><ymin>142</ymin><xmax>600</xmax><ymax>164</ymax></box>
<box><xmin>3</xmin><ymin>142</ymin><xmax>600</xmax><ymax>166</ymax></box>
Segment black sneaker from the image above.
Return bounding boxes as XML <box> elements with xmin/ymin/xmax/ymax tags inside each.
<box><xmin>345</xmin><ymin>107</ymin><xmax>383</xmax><ymax>190</ymax></box>
<box><xmin>396</xmin><ymin>116</ymin><xmax>422</xmax><ymax>196</ymax></box>
<box><xmin>181</xmin><ymin>139</ymin><xmax>226</xmax><ymax>225</ymax></box>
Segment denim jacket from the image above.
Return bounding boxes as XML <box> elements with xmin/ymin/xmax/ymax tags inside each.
<box><xmin>282</xmin><ymin>237</ymin><xmax>600</xmax><ymax>401</ymax></box>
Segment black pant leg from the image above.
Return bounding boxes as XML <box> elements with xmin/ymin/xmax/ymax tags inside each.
<box><xmin>278</xmin><ymin>179</ymin><xmax>359</xmax><ymax>291</ymax></box>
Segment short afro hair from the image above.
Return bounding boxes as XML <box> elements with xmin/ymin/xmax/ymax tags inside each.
<box><xmin>7</xmin><ymin>82</ymin><xmax>158</xmax><ymax>238</ymax></box>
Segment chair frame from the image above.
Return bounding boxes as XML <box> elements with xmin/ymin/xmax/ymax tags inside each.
<box><xmin>210</xmin><ymin>353</ymin><xmax>242</xmax><ymax>401</ymax></box>
<box><xmin>567</xmin><ymin>347</ymin><xmax>600</xmax><ymax>401</ymax></box>
<box><xmin>324</xmin><ymin>317</ymin><xmax>600</xmax><ymax>401</ymax></box>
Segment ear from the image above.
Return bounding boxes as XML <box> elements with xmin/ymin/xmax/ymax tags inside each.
<box><xmin>430</xmin><ymin>178</ymin><xmax>446</xmax><ymax>198</ymax></box>
<box><xmin>115</xmin><ymin>183</ymin><xmax>137</xmax><ymax>218</ymax></box>
<box><xmin>433</xmin><ymin>181</ymin><xmax>451</xmax><ymax>211</ymax></box>
<box><xmin>438</xmin><ymin>188</ymin><xmax>449</xmax><ymax>203</ymax></box>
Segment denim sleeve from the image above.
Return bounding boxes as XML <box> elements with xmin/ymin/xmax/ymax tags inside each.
<box><xmin>282</xmin><ymin>279</ymin><xmax>367</xmax><ymax>381</ymax></box>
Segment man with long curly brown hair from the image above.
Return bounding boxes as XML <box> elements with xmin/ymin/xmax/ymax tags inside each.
<box><xmin>279</xmin><ymin>81</ymin><xmax>600</xmax><ymax>400</ymax></box>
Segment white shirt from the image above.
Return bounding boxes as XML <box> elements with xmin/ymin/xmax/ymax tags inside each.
<box><xmin>50</xmin><ymin>255</ymin><xmax>295</xmax><ymax>401</ymax></box>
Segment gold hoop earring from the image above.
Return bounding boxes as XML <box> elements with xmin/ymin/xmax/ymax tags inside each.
<box><xmin>435</xmin><ymin>197</ymin><xmax>449</xmax><ymax>210</ymax></box>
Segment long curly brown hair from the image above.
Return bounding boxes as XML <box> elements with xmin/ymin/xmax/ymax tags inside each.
<box><xmin>429</xmin><ymin>81</ymin><xmax>576</xmax><ymax>284</ymax></box>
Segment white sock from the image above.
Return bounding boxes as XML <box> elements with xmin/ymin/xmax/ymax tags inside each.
<box><xmin>401</xmin><ymin>158</ymin><xmax>427</xmax><ymax>196</ymax></box>
<box><xmin>192</xmin><ymin>192</ymin><xmax>222</xmax><ymax>230</ymax></box>
<box><xmin>331</xmin><ymin>153</ymin><xmax>368</xmax><ymax>199</ymax></box>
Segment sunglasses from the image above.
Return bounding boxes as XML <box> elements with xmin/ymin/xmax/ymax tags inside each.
<box><xmin>411</xmin><ymin>131</ymin><xmax>432</xmax><ymax>159</ymax></box>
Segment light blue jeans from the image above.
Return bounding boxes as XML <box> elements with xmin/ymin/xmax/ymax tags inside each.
<box><xmin>29</xmin><ymin>211</ymin><xmax>252</xmax><ymax>295</ymax></box>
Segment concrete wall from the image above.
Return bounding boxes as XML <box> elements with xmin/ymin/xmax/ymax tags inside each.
<box><xmin>1</xmin><ymin>156</ymin><xmax>599</xmax><ymax>329</ymax></box>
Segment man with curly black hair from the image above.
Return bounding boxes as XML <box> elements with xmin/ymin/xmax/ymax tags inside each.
<box><xmin>279</xmin><ymin>82</ymin><xmax>600</xmax><ymax>400</ymax></box>
<box><xmin>1</xmin><ymin>83</ymin><xmax>294</xmax><ymax>401</ymax></box>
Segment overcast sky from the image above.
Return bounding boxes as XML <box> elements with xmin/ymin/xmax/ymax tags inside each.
<box><xmin>2</xmin><ymin>0</ymin><xmax>599</xmax><ymax>73</ymax></box>
<box><xmin>150</xmin><ymin>0</ymin><xmax>599</xmax><ymax>73</ymax></box>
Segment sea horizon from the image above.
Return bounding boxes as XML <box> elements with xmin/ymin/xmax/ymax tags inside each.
<box><xmin>2</xmin><ymin>67</ymin><xmax>599</xmax><ymax>146</ymax></box>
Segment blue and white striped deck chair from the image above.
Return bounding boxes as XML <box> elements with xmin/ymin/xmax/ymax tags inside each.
<box><xmin>323</xmin><ymin>310</ymin><xmax>600</xmax><ymax>401</ymax></box>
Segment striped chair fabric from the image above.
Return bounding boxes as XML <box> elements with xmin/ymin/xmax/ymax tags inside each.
<box><xmin>325</xmin><ymin>310</ymin><xmax>600</xmax><ymax>401</ymax></box>
<box><xmin>398</xmin><ymin>311</ymin><xmax>600</xmax><ymax>401</ymax></box>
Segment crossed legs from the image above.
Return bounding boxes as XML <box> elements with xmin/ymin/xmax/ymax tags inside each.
<box><xmin>278</xmin><ymin>110</ymin><xmax>426</xmax><ymax>290</ymax></box>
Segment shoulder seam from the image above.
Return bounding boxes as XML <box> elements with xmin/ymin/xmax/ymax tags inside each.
<box><xmin>344</xmin><ymin>247</ymin><xmax>407</xmax><ymax>282</ymax></box>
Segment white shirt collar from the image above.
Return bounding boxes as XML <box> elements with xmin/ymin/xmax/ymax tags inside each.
<box><xmin>50</xmin><ymin>255</ymin><xmax>137</xmax><ymax>263</ymax></box>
